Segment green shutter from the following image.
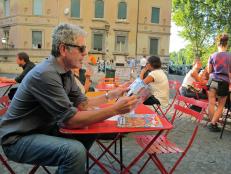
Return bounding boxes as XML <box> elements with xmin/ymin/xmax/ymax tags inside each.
<box><xmin>94</xmin><ymin>34</ymin><xmax>103</xmax><ymax>51</ymax></box>
<box><xmin>118</xmin><ymin>2</ymin><xmax>127</xmax><ymax>19</ymax></box>
<box><xmin>150</xmin><ymin>38</ymin><xmax>158</xmax><ymax>55</ymax></box>
<box><xmin>151</xmin><ymin>7</ymin><xmax>160</xmax><ymax>23</ymax></box>
<box><xmin>71</xmin><ymin>0</ymin><xmax>80</xmax><ymax>18</ymax></box>
<box><xmin>95</xmin><ymin>0</ymin><xmax>104</xmax><ymax>18</ymax></box>
<box><xmin>33</xmin><ymin>0</ymin><xmax>43</xmax><ymax>16</ymax></box>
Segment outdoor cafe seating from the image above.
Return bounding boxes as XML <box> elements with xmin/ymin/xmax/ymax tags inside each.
<box><xmin>133</xmin><ymin>96</ymin><xmax>208</xmax><ymax>174</ymax></box>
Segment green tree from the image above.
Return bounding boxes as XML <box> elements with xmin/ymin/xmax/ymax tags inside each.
<box><xmin>172</xmin><ymin>0</ymin><xmax>231</xmax><ymax>64</ymax></box>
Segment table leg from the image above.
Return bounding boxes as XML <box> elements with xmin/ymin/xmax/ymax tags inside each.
<box><xmin>88</xmin><ymin>134</ymin><xmax>127</xmax><ymax>173</ymax></box>
<box><xmin>120</xmin><ymin>135</ymin><xmax>123</xmax><ymax>172</ymax></box>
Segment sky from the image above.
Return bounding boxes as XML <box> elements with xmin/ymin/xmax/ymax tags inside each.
<box><xmin>169</xmin><ymin>22</ymin><xmax>188</xmax><ymax>53</ymax></box>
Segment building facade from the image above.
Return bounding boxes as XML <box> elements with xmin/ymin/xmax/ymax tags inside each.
<box><xmin>0</xmin><ymin>0</ymin><xmax>171</xmax><ymax>73</ymax></box>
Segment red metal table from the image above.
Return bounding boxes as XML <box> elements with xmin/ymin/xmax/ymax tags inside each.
<box><xmin>60</xmin><ymin>104</ymin><xmax>173</xmax><ymax>173</ymax></box>
<box><xmin>0</xmin><ymin>82</ymin><xmax>15</xmax><ymax>96</ymax></box>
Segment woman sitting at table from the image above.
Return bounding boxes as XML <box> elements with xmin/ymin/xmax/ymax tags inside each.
<box><xmin>140</xmin><ymin>56</ymin><xmax>169</xmax><ymax>109</ymax></box>
<box><xmin>180</xmin><ymin>58</ymin><xmax>208</xmax><ymax>100</ymax></box>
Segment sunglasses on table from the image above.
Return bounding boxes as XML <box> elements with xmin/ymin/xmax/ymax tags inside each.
<box><xmin>64</xmin><ymin>43</ymin><xmax>86</xmax><ymax>53</ymax></box>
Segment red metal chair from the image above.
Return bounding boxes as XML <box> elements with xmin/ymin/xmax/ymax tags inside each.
<box><xmin>0</xmin><ymin>96</ymin><xmax>51</xmax><ymax>174</ymax></box>
<box><xmin>148</xmin><ymin>80</ymin><xmax>181</xmax><ymax>119</ymax></box>
<box><xmin>135</xmin><ymin>96</ymin><xmax>208</xmax><ymax>174</ymax></box>
<box><xmin>0</xmin><ymin>96</ymin><xmax>15</xmax><ymax>174</ymax></box>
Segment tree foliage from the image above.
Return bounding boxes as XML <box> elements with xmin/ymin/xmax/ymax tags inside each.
<box><xmin>172</xmin><ymin>0</ymin><xmax>231</xmax><ymax>65</ymax></box>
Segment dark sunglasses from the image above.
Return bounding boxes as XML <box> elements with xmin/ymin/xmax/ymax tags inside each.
<box><xmin>64</xmin><ymin>43</ymin><xmax>86</xmax><ymax>53</ymax></box>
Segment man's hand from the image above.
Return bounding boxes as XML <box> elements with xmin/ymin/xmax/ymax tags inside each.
<box><xmin>108</xmin><ymin>85</ymin><xmax>129</xmax><ymax>100</ymax></box>
<box><xmin>140</xmin><ymin>66</ymin><xmax>148</xmax><ymax>79</ymax></box>
<box><xmin>113</xmin><ymin>95</ymin><xmax>138</xmax><ymax>115</ymax></box>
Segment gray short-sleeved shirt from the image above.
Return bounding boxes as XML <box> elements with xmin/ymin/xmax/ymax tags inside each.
<box><xmin>0</xmin><ymin>55</ymin><xmax>87</xmax><ymax>145</ymax></box>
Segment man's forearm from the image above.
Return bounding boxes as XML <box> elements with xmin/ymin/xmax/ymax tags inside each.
<box><xmin>87</xmin><ymin>93</ymin><xmax>109</xmax><ymax>107</ymax></box>
<box><xmin>65</xmin><ymin>105</ymin><xmax>117</xmax><ymax>128</ymax></box>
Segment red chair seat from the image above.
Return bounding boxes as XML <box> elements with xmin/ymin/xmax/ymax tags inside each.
<box><xmin>136</xmin><ymin>135</ymin><xmax>183</xmax><ymax>154</ymax></box>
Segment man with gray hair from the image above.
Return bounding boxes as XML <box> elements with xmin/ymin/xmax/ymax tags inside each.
<box><xmin>0</xmin><ymin>23</ymin><xmax>137</xmax><ymax>174</ymax></box>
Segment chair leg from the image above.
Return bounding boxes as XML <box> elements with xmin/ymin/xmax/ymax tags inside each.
<box><xmin>42</xmin><ymin>166</ymin><xmax>52</xmax><ymax>174</ymax></box>
<box><xmin>220</xmin><ymin>108</ymin><xmax>230</xmax><ymax>139</ymax></box>
<box><xmin>137</xmin><ymin>156</ymin><xmax>151</xmax><ymax>174</ymax></box>
<box><xmin>28</xmin><ymin>165</ymin><xmax>51</xmax><ymax>174</ymax></box>
<box><xmin>114</xmin><ymin>139</ymin><xmax>117</xmax><ymax>154</ymax></box>
<box><xmin>0</xmin><ymin>155</ymin><xmax>15</xmax><ymax>174</ymax></box>
<box><xmin>150</xmin><ymin>154</ymin><xmax>168</xmax><ymax>174</ymax></box>
<box><xmin>28</xmin><ymin>165</ymin><xmax>40</xmax><ymax>174</ymax></box>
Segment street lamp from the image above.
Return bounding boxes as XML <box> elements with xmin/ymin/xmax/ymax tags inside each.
<box><xmin>1</xmin><ymin>37</ymin><xmax>7</xmax><ymax>44</ymax></box>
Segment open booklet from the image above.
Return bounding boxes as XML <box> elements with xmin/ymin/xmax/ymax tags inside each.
<box><xmin>117</xmin><ymin>113</ymin><xmax>163</xmax><ymax>128</ymax></box>
<box><xmin>127</xmin><ymin>77</ymin><xmax>152</xmax><ymax>104</ymax></box>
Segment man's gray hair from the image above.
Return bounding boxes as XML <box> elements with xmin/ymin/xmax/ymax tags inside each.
<box><xmin>51</xmin><ymin>23</ymin><xmax>87</xmax><ymax>57</ymax></box>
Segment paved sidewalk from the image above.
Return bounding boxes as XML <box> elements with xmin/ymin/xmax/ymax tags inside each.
<box><xmin>0</xmin><ymin>74</ymin><xmax>231</xmax><ymax>174</ymax></box>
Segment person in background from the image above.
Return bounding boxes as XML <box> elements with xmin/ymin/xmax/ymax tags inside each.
<box><xmin>207</xmin><ymin>33</ymin><xmax>231</xmax><ymax>132</ymax></box>
<box><xmin>180</xmin><ymin>58</ymin><xmax>208</xmax><ymax>99</ymax></box>
<box><xmin>72</xmin><ymin>67</ymin><xmax>92</xmax><ymax>93</ymax></box>
<box><xmin>140</xmin><ymin>56</ymin><xmax>147</xmax><ymax>70</ymax></box>
<box><xmin>0</xmin><ymin>23</ymin><xmax>137</xmax><ymax>174</ymax></box>
<box><xmin>0</xmin><ymin>52</ymin><xmax>35</xmax><ymax>99</ymax></box>
<box><xmin>140</xmin><ymin>56</ymin><xmax>169</xmax><ymax>109</ymax></box>
<box><xmin>0</xmin><ymin>52</ymin><xmax>35</xmax><ymax>84</ymax></box>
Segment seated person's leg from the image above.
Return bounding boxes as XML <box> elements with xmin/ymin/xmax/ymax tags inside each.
<box><xmin>2</xmin><ymin>134</ymin><xmax>86</xmax><ymax>174</ymax></box>
<box><xmin>180</xmin><ymin>87</ymin><xmax>202</xmax><ymax>112</ymax></box>
<box><xmin>143</xmin><ymin>95</ymin><xmax>160</xmax><ymax>105</ymax></box>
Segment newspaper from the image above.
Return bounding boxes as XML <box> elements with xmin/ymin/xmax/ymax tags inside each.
<box><xmin>127</xmin><ymin>77</ymin><xmax>152</xmax><ymax>104</ymax></box>
<box><xmin>117</xmin><ymin>113</ymin><xmax>163</xmax><ymax>128</ymax></box>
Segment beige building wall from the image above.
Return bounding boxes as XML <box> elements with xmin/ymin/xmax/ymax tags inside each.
<box><xmin>0</xmin><ymin>0</ymin><xmax>171</xmax><ymax>73</ymax></box>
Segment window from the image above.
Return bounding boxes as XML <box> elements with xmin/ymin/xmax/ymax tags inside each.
<box><xmin>71</xmin><ymin>0</ymin><xmax>80</xmax><ymax>18</ymax></box>
<box><xmin>115</xmin><ymin>35</ymin><xmax>128</xmax><ymax>52</ymax></box>
<box><xmin>151</xmin><ymin>7</ymin><xmax>160</xmax><ymax>24</ymax></box>
<box><xmin>150</xmin><ymin>38</ymin><xmax>158</xmax><ymax>55</ymax></box>
<box><xmin>33</xmin><ymin>0</ymin><xmax>43</xmax><ymax>16</ymax></box>
<box><xmin>93</xmin><ymin>33</ymin><xmax>103</xmax><ymax>51</ymax></box>
<box><xmin>4</xmin><ymin>0</ymin><xmax>10</xmax><ymax>17</ymax></box>
<box><xmin>118</xmin><ymin>1</ymin><xmax>127</xmax><ymax>20</ymax></box>
<box><xmin>32</xmin><ymin>31</ymin><xmax>42</xmax><ymax>49</ymax></box>
<box><xmin>95</xmin><ymin>0</ymin><xmax>104</xmax><ymax>18</ymax></box>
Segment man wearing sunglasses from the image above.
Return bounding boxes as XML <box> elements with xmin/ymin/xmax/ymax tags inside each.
<box><xmin>0</xmin><ymin>23</ymin><xmax>137</xmax><ymax>174</ymax></box>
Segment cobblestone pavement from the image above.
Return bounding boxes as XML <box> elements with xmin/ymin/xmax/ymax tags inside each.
<box><xmin>0</xmin><ymin>74</ymin><xmax>231</xmax><ymax>174</ymax></box>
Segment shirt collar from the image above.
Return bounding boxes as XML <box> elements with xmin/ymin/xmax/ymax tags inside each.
<box><xmin>48</xmin><ymin>55</ymin><xmax>71</xmax><ymax>75</ymax></box>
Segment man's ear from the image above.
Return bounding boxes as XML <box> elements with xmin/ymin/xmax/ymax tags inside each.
<box><xmin>59</xmin><ymin>44</ymin><xmax>67</xmax><ymax>57</ymax></box>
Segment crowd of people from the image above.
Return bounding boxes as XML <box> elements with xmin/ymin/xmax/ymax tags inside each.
<box><xmin>0</xmin><ymin>22</ymin><xmax>230</xmax><ymax>173</ymax></box>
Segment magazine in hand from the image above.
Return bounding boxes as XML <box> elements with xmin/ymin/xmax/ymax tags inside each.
<box><xmin>117</xmin><ymin>114</ymin><xmax>163</xmax><ymax>128</ymax></box>
<box><xmin>127</xmin><ymin>78</ymin><xmax>152</xmax><ymax>104</ymax></box>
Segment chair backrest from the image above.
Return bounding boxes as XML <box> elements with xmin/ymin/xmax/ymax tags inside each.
<box><xmin>165</xmin><ymin>96</ymin><xmax>208</xmax><ymax>157</ymax></box>
<box><xmin>0</xmin><ymin>96</ymin><xmax>9</xmax><ymax>116</ymax></box>
<box><xmin>169</xmin><ymin>80</ymin><xmax>181</xmax><ymax>92</ymax></box>
<box><xmin>173</xmin><ymin>95</ymin><xmax>208</xmax><ymax>123</ymax></box>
